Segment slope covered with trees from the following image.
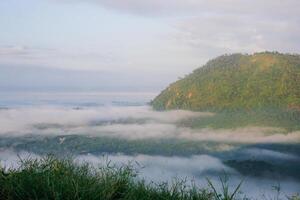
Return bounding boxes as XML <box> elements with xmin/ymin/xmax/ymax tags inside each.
<box><xmin>151</xmin><ymin>52</ymin><xmax>300</xmax><ymax>111</ymax></box>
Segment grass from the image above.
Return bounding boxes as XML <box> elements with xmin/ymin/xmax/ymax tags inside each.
<box><xmin>0</xmin><ymin>156</ymin><xmax>214</xmax><ymax>200</ymax></box>
<box><xmin>206</xmin><ymin>174</ymin><xmax>243</xmax><ymax>200</ymax></box>
<box><xmin>1</xmin><ymin>156</ymin><xmax>299</xmax><ymax>200</ymax></box>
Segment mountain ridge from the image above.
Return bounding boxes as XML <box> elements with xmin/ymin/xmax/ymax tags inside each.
<box><xmin>151</xmin><ymin>52</ymin><xmax>300</xmax><ymax>111</ymax></box>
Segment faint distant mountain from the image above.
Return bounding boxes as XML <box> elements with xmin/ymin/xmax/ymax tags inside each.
<box><xmin>0</xmin><ymin>64</ymin><xmax>175</xmax><ymax>92</ymax></box>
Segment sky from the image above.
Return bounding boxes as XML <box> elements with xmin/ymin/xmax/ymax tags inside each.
<box><xmin>0</xmin><ymin>0</ymin><xmax>300</xmax><ymax>92</ymax></box>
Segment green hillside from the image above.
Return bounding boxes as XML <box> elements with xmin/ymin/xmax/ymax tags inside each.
<box><xmin>151</xmin><ymin>52</ymin><xmax>300</xmax><ymax>111</ymax></box>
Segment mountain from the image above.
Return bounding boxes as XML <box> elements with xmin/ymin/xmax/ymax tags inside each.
<box><xmin>151</xmin><ymin>52</ymin><xmax>300</xmax><ymax>111</ymax></box>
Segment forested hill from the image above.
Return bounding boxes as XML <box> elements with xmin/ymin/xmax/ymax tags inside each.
<box><xmin>151</xmin><ymin>52</ymin><xmax>300</xmax><ymax>111</ymax></box>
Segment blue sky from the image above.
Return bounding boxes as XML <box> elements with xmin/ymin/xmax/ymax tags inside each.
<box><xmin>1</xmin><ymin>0</ymin><xmax>299</xmax><ymax>92</ymax></box>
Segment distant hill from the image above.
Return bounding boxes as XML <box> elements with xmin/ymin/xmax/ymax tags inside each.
<box><xmin>151</xmin><ymin>52</ymin><xmax>300</xmax><ymax>111</ymax></box>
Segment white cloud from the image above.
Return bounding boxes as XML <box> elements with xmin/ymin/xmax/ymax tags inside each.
<box><xmin>59</xmin><ymin>0</ymin><xmax>300</xmax><ymax>62</ymax></box>
<box><xmin>1</xmin><ymin>0</ymin><xmax>299</xmax><ymax>86</ymax></box>
<box><xmin>62</xmin><ymin>0</ymin><xmax>300</xmax><ymax>18</ymax></box>
<box><xmin>0</xmin><ymin>105</ymin><xmax>205</xmax><ymax>135</ymax></box>
<box><xmin>1</xmin><ymin>105</ymin><xmax>299</xmax><ymax>144</ymax></box>
<box><xmin>85</xmin><ymin>0</ymin><xmax>300</xmax><ymax>54</ymax></box>
<box><xmin>2</xmin><ymin>0</ymin><xmax>299</xmax><ymax>75</ymax></box>
<box><xmin>173</xmin><ymin>13</ymin><xmax>300</xmax><ymax>55</ymax></box>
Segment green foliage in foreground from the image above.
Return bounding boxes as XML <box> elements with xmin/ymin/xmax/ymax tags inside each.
<box><xmin>152</xmin><ymin>52</ymin><xmax>300</xmax><ymax>111</ymax></box>
<box><xmin>0</xmin><ymin>156</ymin><xmax>215</xmax><ymax>200</ymax></box>
<box><xmin>0</xmin><ymin>157</ymin><xmax>299</xmax><ymax>200</ymax></box>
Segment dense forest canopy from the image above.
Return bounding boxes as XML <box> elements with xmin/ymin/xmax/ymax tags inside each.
<box><xmin>151</xmin><ymin>52</ymin><xmax>300</xmax><ymax>111</ymax></box>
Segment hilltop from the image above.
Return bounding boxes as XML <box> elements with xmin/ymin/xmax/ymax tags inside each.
<box><xmin>151</xmin><ymin>52</ymin><xmax>300</xmax><ymax>111</ymax></box>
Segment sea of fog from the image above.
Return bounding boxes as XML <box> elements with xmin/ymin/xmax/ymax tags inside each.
<box><xmin>0</xmin><ymin>92</ymin><xmax>299</xmax><ymax>198</ymax></box>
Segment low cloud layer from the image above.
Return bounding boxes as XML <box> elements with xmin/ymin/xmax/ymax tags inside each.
<box><xmin>0</xmin><ymin>150</ymin><xmax>40</xmax><ymax>169</ymax></box>
<box><xmin>76</xmin><ymin>154</ymin><xmax>232</xmax><ymax>182</ymax></box>
<box><xmin>0</xmin><ymin>105</ymin><xmax>205</xmax><ymax>135</ymax></box>
<box><xmin>75</xmin><ymin>153</ymin><xmax>300</xmax><ymax>197</ymax></box>
<box><xmin>0</xmin><ymin>105</ymin><xmax>299</xmax><ymax>144</ymax></box>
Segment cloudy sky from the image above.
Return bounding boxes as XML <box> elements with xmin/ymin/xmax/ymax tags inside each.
<box><xmin>1</xmin><ymin>0</ymin><xmax>299</xmax><ymax>92</ymax></box>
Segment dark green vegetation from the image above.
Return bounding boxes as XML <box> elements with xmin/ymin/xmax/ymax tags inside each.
<box><xmin>2</xmin><ymin>134</ymin><xmax>300</xmax><ymax>157</ymax></box>
<box><xmin>152</xmin><ymin>52</ymin><xmax>300</xmax><ymax>111</ymax></box>
<box><xmin>0</xmin><ymin>135</ymin><xmax>236</xmax><ymax>156</ymax></box>
<box><xmin>0</xmin><ymin>156</ymin><xmax>226</xmax><ymax>200</ymax></box>
<box><xmin>225</xmin><ymin>160</ymin><xmax>300</xmax><ymax>180</ymax></box>
<box><xmin>0</xmin><ymin>135</ymin><xmax>237</xmax><ymax>156</ymax></box>
<box><xmin>151</xmin><ymin>52</ymin><xmax>300</xmax><ymax>131</ymax></box>
<box><xmin>179</xmin><ymin>109</ymin><xmax>300</xmax><ymax>132</ymax></box>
